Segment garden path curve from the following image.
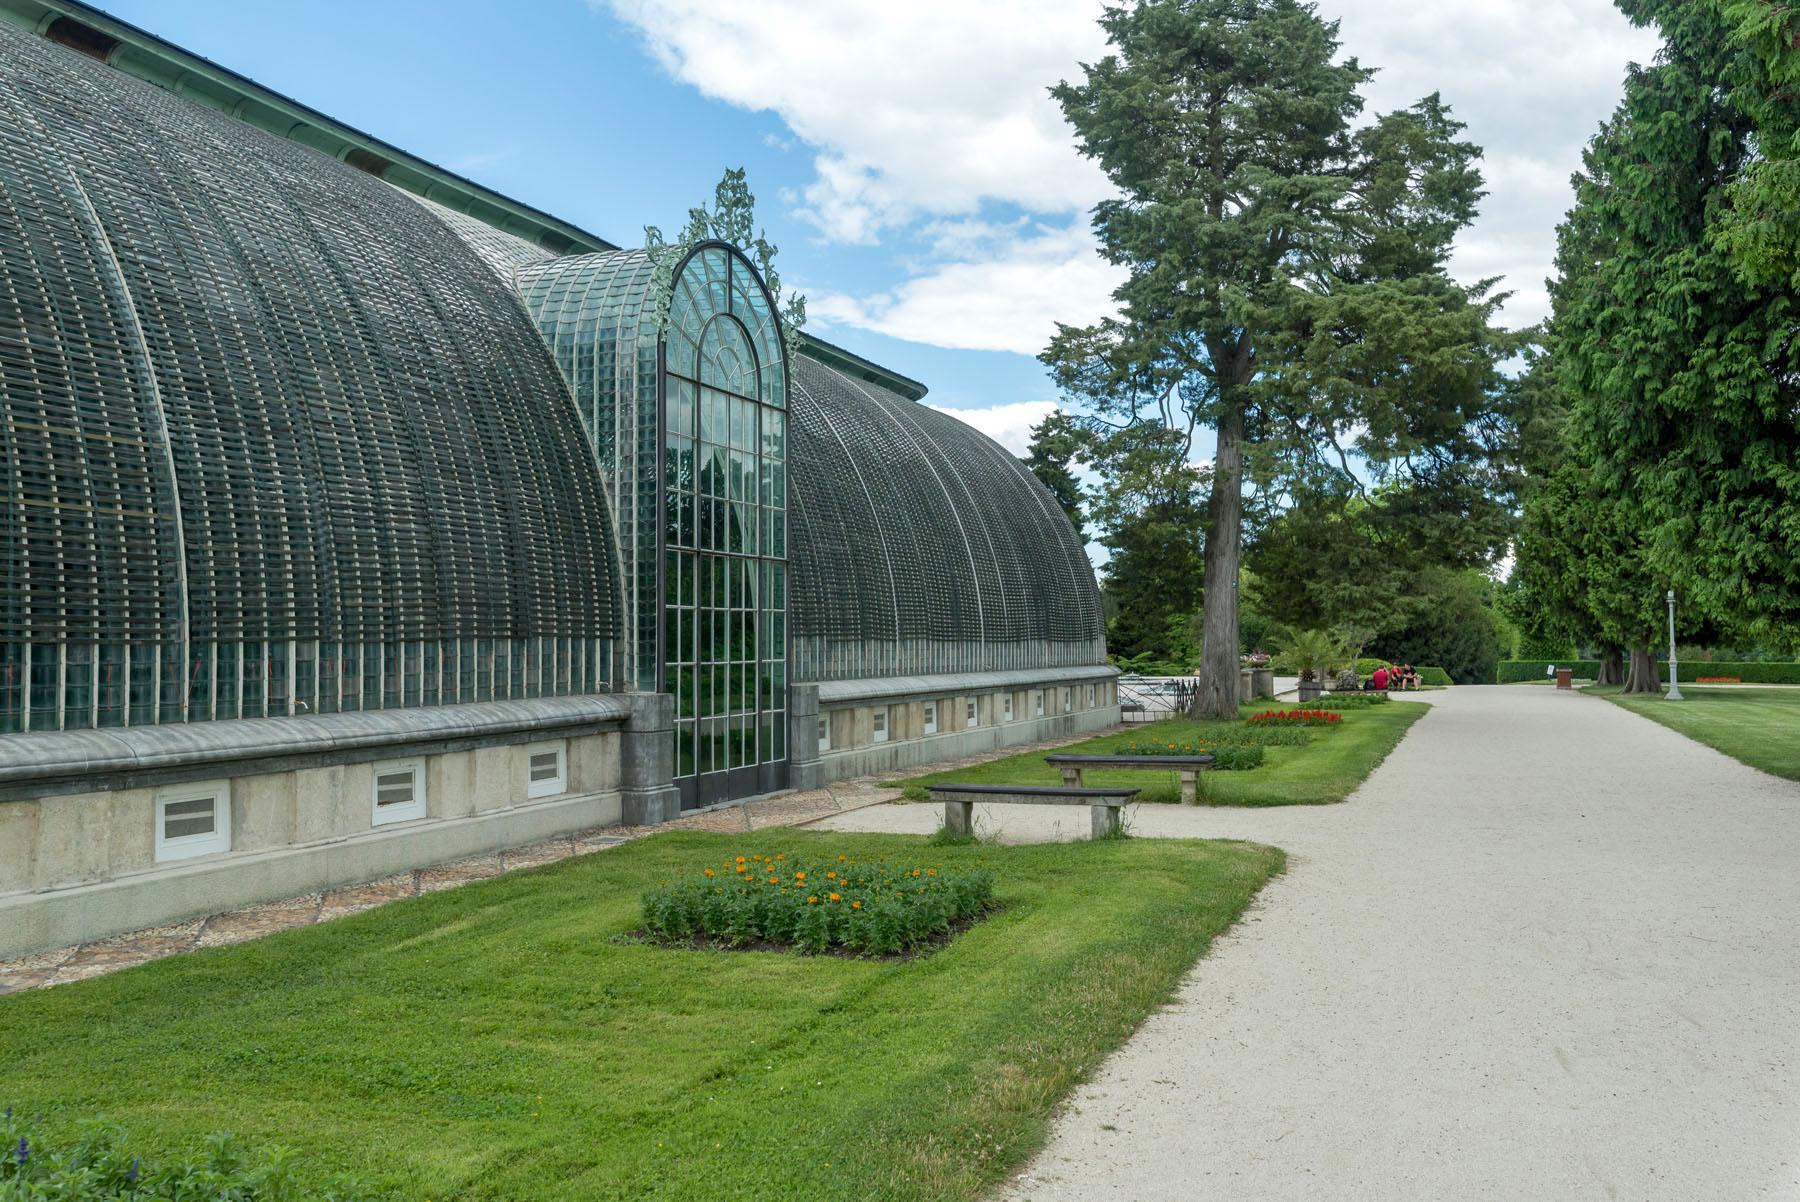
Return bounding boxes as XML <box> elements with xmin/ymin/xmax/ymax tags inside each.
<box><xmin>816</xmin><ymin>686</ymin><xmax>1800</xmax><ymax>1200</ymax></box>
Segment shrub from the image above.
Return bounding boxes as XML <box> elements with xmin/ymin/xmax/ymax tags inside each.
<box><xmin>1309</xmin><ymin>692</ymin><xmax>1390</xmax><ymax>709</ymax></box>
<box><xmin>0</xmin><ymin>1110</ymin><xmax>376</xmax><ymax>1200</ymax></box>
<box><xmin>641</xmin><ymin>853</ymin><xmax>994</xmax><ymax>955</ymax></box>
<box><xmin>1353</xmin><ymin>657</ymin><xmax>1393</xmax><ymax>677</ymax></box>
<box><xmin>1114</xmin><ymin>738</ymin><xmax>1266</xmax><ymax>770</ymax></box>
<box><xmin>1495</xmin><ymin>659</ymin><xmax>1800</xmax><ymax>684</ymax></box>
<box><xmin>1415</xmin><ymin>665</ymin><xmax>1453</xmax><ymax>686</ymax></box>
<box><xmin>1248</xmin><ymin>709</ymin><xmax>1343</xmax><ymax>727</ymax></box>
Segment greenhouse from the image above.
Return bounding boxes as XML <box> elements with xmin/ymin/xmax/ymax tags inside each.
<box><xmin>0</xmin><ymin>0</ymin><xmax>1116</xmax><ymax>954</ymax></box>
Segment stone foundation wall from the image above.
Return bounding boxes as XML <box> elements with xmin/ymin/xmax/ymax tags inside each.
<box><xmin>0</xmin><ymin>699</ymin><xmax>640</xmax><ymax>959</ymax></box>
<box><xmin>788</xmin><ymin>669</ymin><xmax>1120</xmax><ymax>789</ymax></box>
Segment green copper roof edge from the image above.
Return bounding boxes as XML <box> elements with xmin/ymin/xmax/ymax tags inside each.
<box><xmin>0</xmin><ymin>0</ymin><xmax>617</xmax><ymax>255</ymax></box>
<box><xmin>796</xmin><ymin>334</ymin><xmax>928</xmax><ymax>401</ymax></box>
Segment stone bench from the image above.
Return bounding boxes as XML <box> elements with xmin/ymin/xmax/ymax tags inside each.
<box><xmin>1044</xmin><ymin>753</ymin><xmax>1216</xmax><ymax>805</ymax></box>
<box><xmin>927</xmin><ymin>783</ymin><xmax>1141</xmax><ymax>839</ymax></box>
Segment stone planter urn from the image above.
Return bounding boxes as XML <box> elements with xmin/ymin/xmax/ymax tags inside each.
<box><xmin>1297</xmin><ymin>677</ymin><xmax>1323</xmax><ymax>702</ymax></box>
<box><xmin>1252</xmin><ymin>668</ymin><xmax>1275</xmax><ymax>698</ymax></box>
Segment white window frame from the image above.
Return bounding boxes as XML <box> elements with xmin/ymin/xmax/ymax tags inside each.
<box><xmin>872</xmin><ymin>706</ymin><xmax>889</xmax><ymax>743</ymax></box>
<box><xmin>1087</xmin><ymin>683</ymin><xmax>1097</xmax><ymax>708</ymax></box>
<box><xmin>371</xmin><ymin>758</ymin><xmax>427</xmax><ymax>826</ymax></box>
<box><xmin>923</xmin><ymin>700</ymin><xmax>938</xmax><ymax>735</ymax></box>
<box><xmin>818</xmin><ymin>715</ymin><xmax>832</xmax><ymax>753</ymax></box>
<box><xmin>966</xmin><ymin>697</ymin><xmax>979</xmax><ymax>728</ymax></box>
<box><xmin>1061</xmin><ymin>686</ymin><xmax>1072</xmax><ymax>713</ymax></box>
<box><xmin>526</xmin><ymin>740</ymin><xmax>568</xmax><ymax>799</ymax></box>
<box><xmin>1033</xmin><ymin>689</ymin><xmax>1045</xmax><ymax>718</ymax></box>
<box><xmin>1002</xmin><ymin>693</ymin><xmax>1014</xmax><ymax>722</ymax></box>
<box><xmin>154</xmin><ymin>780</ymin><xmax>231</xmax><ymax>863</ymax></box>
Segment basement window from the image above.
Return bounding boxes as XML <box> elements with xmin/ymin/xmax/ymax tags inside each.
<box><xmin>527</xmin><ymin>741</ymin><xmax>567</xmax><ymax>799</ymax></box>
<box><xmin>965</xmin><ymin>698</ymin><xmax>978</xmax><ymax>728</ymax></box>
<box><xmin>1002</xmin><ymin>694</ymin><xmax>1014</xmax><ymax>722</ymax></box>
<box><xmin>1033</xmin><ymin>689</ymin><xmax>1045</xmax><ymax>718</ymax></box>
<box><xmin>154</xmin><ymin>781</ymin><xmax>230</xmax><ymax>862</ymax></box>
<box><xmin>818</xmin><ymin>716</ymin><xmax>831</xmax><ymax>754</ymax></box>
<box><xmin>872</xmin><ymin>707</ymin><xmax>889</xmax><ymax>743</ymax></box>
<box><xmin>923</xmin><ymin>700</ymin><xmax>938</xmax><ymax>735</ymax></box>
<box><xmin>371</xmin><ymin>759</ymin><xmax>427</xmax><ymax>825</ymax></box>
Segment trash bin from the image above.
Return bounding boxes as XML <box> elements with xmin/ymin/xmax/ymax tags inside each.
<box><xmin>1555</xmin><ymin>669</ymin><xmax>1573</xmax><ymax>690</ymax></box>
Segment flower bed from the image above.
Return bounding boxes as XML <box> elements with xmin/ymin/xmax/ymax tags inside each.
<box><xmin>1113</xmin><ymin>738</ymin><xmax>1265</xmax><ymax>770</ymax></box>
<box><xmin>641</xmin><ymin>853</ymin><xmax>994</xmax><ymax>955</ymax></box>
<box><xmin>1308</xmin><ymin>693</ymin><xmax>1390</xmax><ymax>709</ymax></box>
<box><xmin>1248</xmin><ymin>708</ymin><xmax>1343</xmax><ymax>727</ymax></box>
<box><xmin>1696</xmin><ymin>676</ymin><xmax>1741</xmax><ymax>683</ymax></box>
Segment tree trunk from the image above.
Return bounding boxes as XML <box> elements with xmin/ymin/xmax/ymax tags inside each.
<box><xmin>1596</xmin><ymin>650</ymin><xmax>1623</xmax><ymax>686</ymax></box>
<box><xmin>1621</xmin><ymin>646</ymin><xmax>1661</xmax><ymax>694</ymax></box>
<box><xmin>1192</xmin><ymin>398</ymin><xmax>1245</xmax><ymax>719</ymax></box>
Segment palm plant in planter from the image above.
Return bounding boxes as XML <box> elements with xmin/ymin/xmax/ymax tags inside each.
<box><xmin>1273</xmin><ymin>628</ymin><xmax>1349</xmax><ymax>702</ymax></box>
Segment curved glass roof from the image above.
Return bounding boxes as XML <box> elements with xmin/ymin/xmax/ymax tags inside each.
<box><xmin>788</xmin><ymin>358</ymin><xmax>1105</xmax><ymax>682</ymax></box>
<box><xmin>0</xmin><ymin>24</ymin><xmax>623</xmax><ymax>726</ymax></box>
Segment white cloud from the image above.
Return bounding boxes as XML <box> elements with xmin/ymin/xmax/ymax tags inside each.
<box><xmin>806</xmin><ymin>222</ymin><xmax>1123</xmax><ymax>355</ymax></box>
<box><xmin>606</xmin><ymin>0</ymin><xmax>1661</xmax><ymax>341</ymax></box>
<box><xmin>602</xmin><ymin>0</ymin><xmax>1112</xmax><ymax>241</ymax></box>
<box><xmin>928</xmin><ymin>400</ymin><xmax>1058</xmax><ymax>456</ymax></box>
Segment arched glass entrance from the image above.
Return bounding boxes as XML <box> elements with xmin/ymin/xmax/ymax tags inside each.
<box><xmin>662</xmin><ymin>244</ymin><xmax>788</xmax><ymax>808</ymax></box>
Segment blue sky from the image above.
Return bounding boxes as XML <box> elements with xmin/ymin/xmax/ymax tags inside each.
<box><xmin>98</xmin><ymin>0</ymin><xmax>1658</xmax><ymax>461</ymax></box>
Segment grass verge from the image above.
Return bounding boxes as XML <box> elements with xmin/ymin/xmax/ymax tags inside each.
<box><xmin>0</xmin><ymin>829</ymin><xmax>1282</xmax><ymax>1202</ymax></box>
<box><xmin>1586</xmin><ymin>684</ymin><xmax>1800</xmax><ymax>780</ymax></box>
<box><xmin>890</xmin><ymin>699</ymin><xmax>1428</xmax><ymax>806</ymax></box>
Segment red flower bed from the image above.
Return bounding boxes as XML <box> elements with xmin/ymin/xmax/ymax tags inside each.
<box><xmin>1696</xmin><ymin>676</ymin><xmax>1741</xmax><ymax>683</ymax></box>
<box><xmin>1248</xmin><ymin>708</ymin><xmax>1343</xmax><ymax>727</ymax></box>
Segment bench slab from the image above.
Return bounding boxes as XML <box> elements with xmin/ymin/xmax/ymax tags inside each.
<box><xmin>927</xmin><ymin>783</ymin><xmax>1139</xmax><ymax>839</ymax></box>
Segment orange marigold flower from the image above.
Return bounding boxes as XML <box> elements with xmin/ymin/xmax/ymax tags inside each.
<box><xmin>927</xmin><ymin>869</ymin><xmax>937</xmax><ymax>876</ymax></box>
<box><xmin>795</xmin><ymin>871</ymin><xmax>806</xmax><ymax>881</ymax></box>
<box><xmin>826</xmin><ymin>871</ymin><xmax>837</xmax><ymax>880</ymax></box>
<box><xmin>852</xmin><ymin>900</ymin><xmax>862</xmax><ymax>910</ymax></box>
<box><xmin>837</xmin><ymin>855</ymin><xmax>847</xmax><ymax>862</ymax></box>
<box><xmin>703</xmin><ymin>868</ymin><xmax>715</xmax><ymax>877</ymax></box>
<box><xmin>807</xmin><ymin>895</ymin><xmax>819</xmax><ymax>904</ymax></box>
<box><xmin>911</xmin><ymin>869</ymin><xmax>922</xmax><ymax>877</ymax></box>
<box><xmin>829</xmin><ymin>892</ymin><xmax>841</xmax><ymax>902</ymax></box>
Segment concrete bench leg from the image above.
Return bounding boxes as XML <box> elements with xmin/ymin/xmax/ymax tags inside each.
<box><xmin>1059</xmin><ymin>765</ymin><xmax>1084</xmax><ymax>788</ymax></box>
<box><xmin>944</xmin><ymin>800</ymin><xmax>974</xmax><ymax>837</ymax></box>
<box><xmin>1091</xmin><ymin>803</ymin><xmax>1121</xmax><ymax>839</ymax></box>
<box><xmin>1180</xmin><ymin>769</ymin><xmax>1197</xmax><ymax>806</ymax></box>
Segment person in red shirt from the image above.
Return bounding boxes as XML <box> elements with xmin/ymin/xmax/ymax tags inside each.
<box><xmin>1372</xmin><ymin>665</ymin><xmax>1390</xmax><ymax>691</ymax></box>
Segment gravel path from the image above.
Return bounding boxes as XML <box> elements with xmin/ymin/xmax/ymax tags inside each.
<box><xmin>815</xmin><ymin>686</ymin><xmax>1800</xmax><ymax>1200</ymax></box>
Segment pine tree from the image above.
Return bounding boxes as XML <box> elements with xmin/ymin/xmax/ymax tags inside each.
<box><xmin>1044</xmin><ymin>0</ymin><xmax>1514</xmax><ymax>716</ymax></box>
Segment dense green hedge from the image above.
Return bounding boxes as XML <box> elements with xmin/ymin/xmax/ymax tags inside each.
<box><xmin>1351</xmin><ymin>658</ymin><xmax>1451</xmax><ymax>686</ymax></box>
<box><xmin>1496</xmin><ymin>659</ymin><xmax>1800</xmax><ymax>684</ymax></box>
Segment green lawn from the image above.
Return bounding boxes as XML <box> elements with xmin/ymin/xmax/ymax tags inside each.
<box><xmin>1589</xmin><ymin>684</ymin><xmax>1800</xmax><ymax>780</ymax></box>
<box><xmin>889</xmin><ymin>700</ymin><xmax>1429</xmax><ymax>806</ymax></box>
<box><xmin>0</xmin><ymin>829</ymin><xmax>1281</xmax><ymax>1202</ymax></box>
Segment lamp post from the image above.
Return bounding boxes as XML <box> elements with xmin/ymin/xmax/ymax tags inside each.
<box><xmin>1665</xmin><ymin>589</ymin><xmax>1683</xmax><ymax>701</ymax></box>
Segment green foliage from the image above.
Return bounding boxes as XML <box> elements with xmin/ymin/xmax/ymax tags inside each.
<box><xmin>1271</xmin><ymin>628</ymin><xmax>1351</xmax><ymax>682</ymax></box>
<box><xmin>1113</xmin><ymin>738</ymin><xmax>1266</xmax><ymax>770</ymax></box>
<box><xmin>1415</xmin><ymin>666</ymin><xmax>1454</xmax><ymax>686</ymax></box>
<box><xmin>1093</xmin><ymin>427</ymin><xmax>1207</xmax><ymax>661</ymax></box>
<box><xmin>1496</xmin><ymin>660</ymin><xmax>1602</xmax><ymax>683</ymax></box>
<box><xmin>1353</xmin><ymin>657</ymin><xmax>1392</xmax><ymax>677</ymax></box>
<box><xmin>0</xmin><ymin>1113</ymin><xmax>375</xmax><ymax>1201</ymax></box>
<box><xmin>644</xmin><ymin>167</ymin><xmax>807</xmax><ymax>363</ymax></box>
<box><xmin>1044</xmin><ymin>0</ymin><xmax>1518</xmax><ymax>713</ymax></box>
<box><xmin>1367</xmin><ymin>567</ymin><xmax>1508</xmax><ymax>684</ymax></box>
<box><xmin>640</xmin><ymin>854</ymin><xmax>993</xmax><ymax>956</ymax></box>
<box><xmin>1719</xmin><ymin>0</ymin><xmax>1800</xmax><ymax>288</ymax></box>
<box><xmin>1309</xmin><ymin>691</ymin><xmax>1391</xmax><ymax>709</ymax></box>
<box><xmin>1499</xmin><ymin>659</ymin><xmax>1800</xmax><ymax>685</ymax></box>
<box><xmin>1020</xmin><ymin>410</ymin><xmax>1088</xmax><ymax>542</ymax></box>
<box><xmin>1546</xmin><ymin>2</ymin><xmax>1800</xmax><ymax>643</ymax></box>
<box><xmin>894</xmin><ymin>705</ymin><xmax>1423</xmax><ymax>807</ymax></box>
